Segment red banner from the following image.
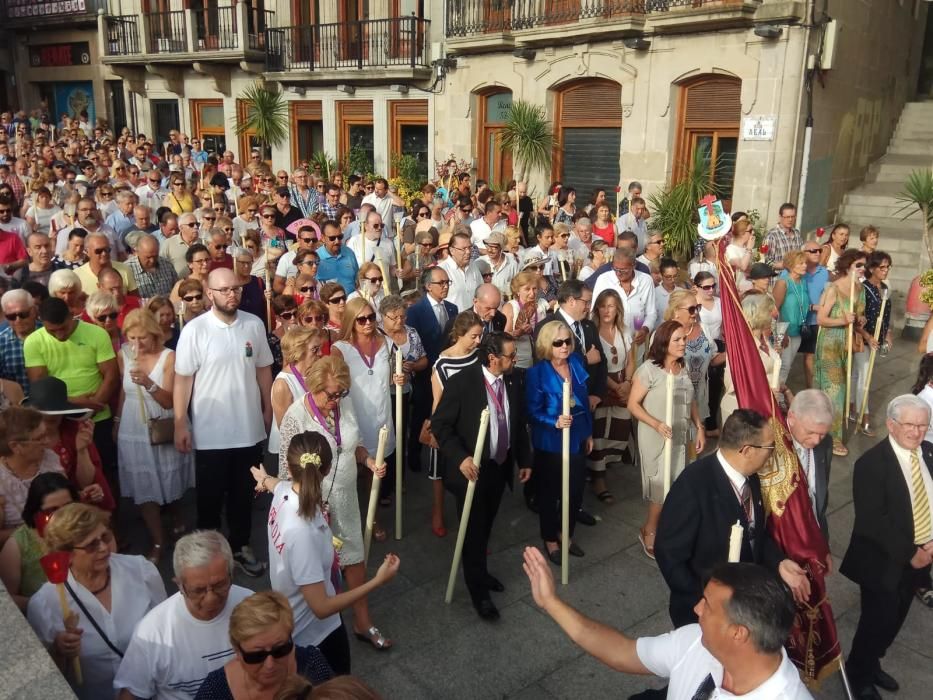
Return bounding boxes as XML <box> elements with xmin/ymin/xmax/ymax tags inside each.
<box><xmin>717</xmin><ymin>240</ymin><xmax>841</xmax><ymax>686</ymax></box>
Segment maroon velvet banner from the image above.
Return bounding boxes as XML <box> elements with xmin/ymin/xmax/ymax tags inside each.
<box><xmin>716</xmin><ymin>240</ymin><xmax>841</xmax><ymax>686</ymax></box>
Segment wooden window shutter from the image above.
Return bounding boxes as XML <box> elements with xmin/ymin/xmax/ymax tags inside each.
<box><xmin>337</xmin><ymin>100</ymin><xmax>374</xmax><ymax>121</ymax></box>
<box><xmin>291</xmin><ymin>101</ymin><xmax>322</xmax><ymax>121</ymax></box>
<box><xmin>683</xmin><ymin>78</ymin><xmax>742</xmax><ymax>129</ymax></box>
<box><xmin>559</xmin><ymin>80</ymin><xmax>622</xmax><ymax>125</ymax></box>
<box><xmin>390</xmin><ymin>100</ymin><xmax>428</xmax><ymax>120</ymax></box>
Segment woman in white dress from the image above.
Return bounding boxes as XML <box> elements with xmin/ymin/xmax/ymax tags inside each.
<box><xmin>277</xmin><ymin>355</ymin><xmax>393</xmax><ymax>652</ymax></box>
<box><xmin>588</xmin><ymin>290</ymin><xmax>634</xmax><ymax>503</ymax></box>
<box><xmin>503</xmin><ymin>270</ymin><xmax>549</xmax><ymax>369</ymax></box>
<box><xmin>267</xmin><ymin>327</ymin><xmax>327</xmax><ymax>471</ymax></box>
<box><xmin>115</xmin><ymin>309</ymin><xmax>193</xmax><ymax>564</ymax></box>
<box><xmin>694</xmin><ymin>270</ymin><xmax>725</xmax><ymax>436</ymax></box>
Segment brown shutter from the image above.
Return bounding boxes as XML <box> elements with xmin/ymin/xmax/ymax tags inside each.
<box><xmin>683</xmin><ymin>78</ymin><xmax>742</xmax><ymax>129</ymax></box>
<box><xmin>291</xmin><ymin>101</ymin><xmax>322</xmax><ymax>121</ymax></box>
<box><xmin>337</xmin><ymin>100</ymin><xmax>374</xmax><ymax>121</ymax></box>
<box><xmin>390</xmin><ymin>99</ymin><xmax>428</xmax><ymax>120</ymax></box>
<box><xmin>558</xmin><ymin>80</ymin><xmax>622</xmax><ymax>125</ymax></box>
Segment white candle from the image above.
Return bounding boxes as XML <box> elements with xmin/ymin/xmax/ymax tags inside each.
<box><xmin>395</xmin><ymin>220</ymin><xmax>403</xmax><ymax>270</ymax></box>
<box><xmin>662</xmin><ymin>370</ymin><xmax>674</xmax><ymax>498</ymax></box>
<box><xmin>561</xmin><ymin>378</ymin><xmax>571</xmax><ymax>585</ymax></box>
<box><xmin>395</xmin><ymin>349</ymin><xmax>404</xmax><ymax>540</ymax></box>
<box><xmin>363</xmin><ymin>425</ymin><xmax>389</xmax><ymax>564</ymax></box>
<box><xmin>771</xmin><ymin>356</ymin><xmax>782</xmax><ymax>391</ymax></box>
<box><xmin>376</xmin><ymin>258</ymin><xmax>390</xmax><ymax>295</ymax></box>
<box><xmin>728</xmin><ymin>520</ymin><xmax>743</xmax><ymax>562</ymax></box>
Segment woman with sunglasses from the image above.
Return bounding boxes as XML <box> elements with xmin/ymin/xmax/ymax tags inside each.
<box><xmin>267</xmin><ymin>295</ymin><xmax>300</xmax><ymax>378</ymax></box>
<box><xmin>94</xmin><ymin>184</ymin><xmax>117</xmax><ymax>219</ymax></box>
<box><xmin>274</xmin><ymin>359</ymin><xmax>396</xmax><ymax>654</ymax></box>
<box><xmin>234</xmin><ymin>195</ymin><xmax>261</xmax><ymax>246</ymax></box>
<box><xmin>526</xmin><ymin>320</ymin><xmax>594</xmax><ymax>563</ymax></box>
<box><xmin>332</xmin><ymin>298</ymin><xmax>403</xmax><ymax>537</ymax></box>
<box><xmin>194</xmin><ymin>590</ymin><xmax>335</xmax><ymax>699</ymax></box>
<box><xmin>347</xmin><ymin>262</ymin><xmax>387</xmax><ymax>322</ymax></box>
<box><xmin>175</xmin><ymin>278</ymin><xmax>209</xmax><ymax>323</ymax></box>
<box><xmin>628</xmin><ymin>319</ymin><xmax>705</xmax><ymax>560</ymax></box>
<box><xmin>320</xmin><ymin>281</ymin><xmax>347</xmax><ymax>334</ymax></box>
<box><xmin>772</xmin><ymin>250</ymin><xmax>810</xmax><ymax>387</ymax></box>
<box><xmin>163</xmin><ymin>175</ymin><xmax>197</xmax><ymax>216</ymax></box>
<box><xmin>170</xmin><ymin>243</ymin><xmax>211</xmax><ymax>306</ymax></box>
<box><xmin>85</xmin><ymin>290</ymin><xmax>122</xmax><ymax>353</ymax></box>
<box><xmin>819</xmin><ymin>223</ymin><xmax>849</xmax><ymax>279</ymax></box>
<box><xmin>109</xmin><ymin>160</ymin><xmax>132</xmax><ymax>188</ymax></box>
<box><xmin>268</xmin><ymin>327</ymin><xmax>327</xmax><ymax>474</ymax></box>
<box><xmin>853</xmin><ymin>251</ymin><xmax>893</xmax><ymax>436</ymax></box>
<box><xmin>694</xmin><ymin>271</ymin><xmax>725</xmax><ymax>435</ymax></box>
<box><xmin>0</xmin><ymin>472</ymin><xmax>78</xmax><ymax>611</ymax></box>
<box><xmin>232</xmin><ymin>246</ymin><xmax>269</xmax><ymax>327</ymax></box>
<box><xmin>298</xmin><ymin>299</ymin><xmax>332</xmax><ymax>346</ymax></box>
<box><xmin>27</xmin><ymin>503</ymin><xmax>166</xmax><ymax>700</ymax></box>
<box><xmin>503</xmin><ymin>270</ymin><xmax>549</xmax><ymax>369</ymax></box>
<box><xmin>259</xmin><ymin>203</ymin><xmax>286</xmax><ymax>250</ymax></box>
<box><xmin>815</xmin><ymin>248</ymin><xmax>866</xmax><ymax>456</ymax></box>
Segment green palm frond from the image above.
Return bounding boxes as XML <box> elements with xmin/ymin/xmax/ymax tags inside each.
<box><xmin>894</xmin><ymin>169</ymin><xmax>933</xmax><ymax>271</ymax></box>
<box><xmin>233</xmin><ymin>82</ymin><xmax>289</xmax><ymax>149</ymax></box>
<box><xmin>500</xmin><ymin>100</ymin><xmax>555</xmax><ymax>179</ymax></box>
<box><xmin>647</xmin><ymin>153</ymin><xmax>716</xmax><ymax>262</ymax></box>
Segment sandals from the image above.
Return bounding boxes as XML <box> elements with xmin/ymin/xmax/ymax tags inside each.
<box><xmin>146</xmin><ymin>543</ymin><xmax>163</xmax><ymax>564</ymax></box>
<box><xmin>638</xmin><ymin>529</ymin><xmax>656</xmax><ymax>560</ymax></box>
<box><xmin>859</xmin><ymin>420</ymin><xmax>875</xmax><ymax>437</ymax></box>
<box><xmin>916</xmin><ymin>587</ymin><xmax>933</xmax><ymax>608</ymax></box>
<box><xmin>596</xmin><ymin>490</ymin><xmax>615</xmax><ymax>504</ymax></box>
<box><xmin>832</xmin><ymin>441</ymin><xmax>849</xmax><ymax>457</ymax></box>
<box><xmin>354</xmin><ymin>626</ymin><xmax>393</xmax><ymax>650</ymax></box>
<box><xmin>373</xmin><ymin>523</ymin><xmax>388</xmax><ymax>542</ymax></box>
<box><xmin>590</xmin><ymin>473</ymin><xmax>615</xmax><ymax>504</ymax></box>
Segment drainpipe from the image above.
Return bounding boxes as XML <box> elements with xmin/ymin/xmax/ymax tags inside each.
<box><xmin>796</xmin><ymin>56</ymin><xmax>815</xmax><ymax>228</ymax></box>
<box><xmin>787</xmin><ymin>0</ymin><xmax>814</xmax><ymax>218</ymax></box>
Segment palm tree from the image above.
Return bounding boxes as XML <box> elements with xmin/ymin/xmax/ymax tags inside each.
<box><xmin>646</xmin><ymin>153</ymin><xmax>717</xmax><ymax>262</ymax></box>
<box><xmin>233</xmin><ymin>81</ymin><xmax>289</xmax><ymax>159</ymax></box>
<box><xmin>500</xmin><ymin>100</ymin><xmax>555</xmax><ymax>183</ymax></box>
<box><xmin>895</xmin><ymin>169</ymin><xmax>933</xmax><ymax>275</ymax></box>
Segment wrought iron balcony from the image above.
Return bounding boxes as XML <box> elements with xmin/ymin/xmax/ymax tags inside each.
<box><xmin>265</xmin><ymin>17</ymin><xmax>431</xmax><ymax>75</ymax></box>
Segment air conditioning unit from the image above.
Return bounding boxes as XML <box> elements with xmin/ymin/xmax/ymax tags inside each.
<box><xmin>821</xmin><ymin>20</ymin><xmax>838</xmax><ymax>70</ymax></box>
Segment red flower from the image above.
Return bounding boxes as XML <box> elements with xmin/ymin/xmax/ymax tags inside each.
<box><xmin>816</xmin><ymin>227</ymin><xmax>825</xmax><ymax>238</ymax></box>
<box><xmin>615</xmin><ymin>186</ymin><xmax>621</xmax><ymax>193</ymax></box>
<box><xmin>759</xmin><ymin>244</ymin><xmax>769</xmax><ymax>254</ymax></box>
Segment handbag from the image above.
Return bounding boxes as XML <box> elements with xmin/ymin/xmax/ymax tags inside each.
<box><xmin>133</xmin><ymin>364</ymin><xmax>174</xmax><ymax>446</ymax></box>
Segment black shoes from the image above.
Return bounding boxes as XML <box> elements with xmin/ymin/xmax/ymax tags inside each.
<box><xmin>474</xmin><ymin>598</ymin><xmax>500</xmax><ymax>621</ymax></box>
<box><xmin>568</xmin><ymin>542</ymin><xmax>585</xmax><ymax>557</ymax></box>
<box><xmin>484</xmin><ymin>575</ymin><xmax>505</xmax><ymax>593</ymax></box>
<box><xmin>873</xmin><ymin>668</ymin><xmax>899</xmax><ymax>692</ymax></box>
<box><xmin>576</xmin><ymin>508</ymin><xmax>597</xmax><ymax>526</ymax></box>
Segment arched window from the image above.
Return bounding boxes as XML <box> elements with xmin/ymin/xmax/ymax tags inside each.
<box><xmin>675</xmin><ymin>75</ymin><xmax>742</xmax><ymax>210</ymax></box>
<box><xmin>477</xmin><ymin>89</ymin><xmax>513</xmax><ymax>187</ymax></box>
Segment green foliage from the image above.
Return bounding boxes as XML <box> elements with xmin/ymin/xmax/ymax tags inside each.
<box><xmin>647</xmin><ymin>154</ymin><xmax>717</xmax><ymax>262</ymax></box>
<box><xmin>895</xmin><ymin>169</ymin><xmax>933</xmax><ymax>273</ymax></box>
<box><xmin>391</xmin><ymin>153</ymin><xmax>425</xmax><ymax>189</ymax></box>
<box><xmin>310</xmin><ymin>151</ymin><xmax>337</xmax><ymax>181</ymax></box>
<box><xmin>745</xmin><ymin>208</ymin><xmax>767</xmax><ymax>248</ymax></box>
<box><xmin>233</xmin><ymin>82</ymin><xmax>289</xmax><ymax>154</ymax></box>
<box><xmin>342</xmin><ymin>145</ymin><xmax>374</xmax><ymax>179</ymax></box>
<box><xmin>500</xmin><ymin>100</ymin><xmax>555</xmax><ymax>181</ymax></box>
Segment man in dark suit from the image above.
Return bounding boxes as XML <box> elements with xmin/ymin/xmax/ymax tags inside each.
<box><xmin>443</xmin><ymin>283</ymin><xmax>506</xmax><ymax>342</ymax></box>
<box><xmin>841</xmin><ymin>395</ymin><xmax>933</xmax><ymax>699</ymax></box>
<box><xmin>432</xmin><ymin>332</ymin><xmax>532</xmax><ymax>621</ymax></box>
<box><xmin>786</xmin><ymin>390</ymin><xmax>834</xmax><ymax>541</ymax></box>
<box><xmin>529</xmin><ymin>279</ymin><xmax>606</xmax><ymax>522</ymax></box>
<box><xmin>655</xmin><ymin>409</ymin><xmax>812</xmax><ymax>628</ymax></box>
<box><xmin>404</xmin><ymin>266</ymin><xmax>458</xmax><ymax>472</ymax></box>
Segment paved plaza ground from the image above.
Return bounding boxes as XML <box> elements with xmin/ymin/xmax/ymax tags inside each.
<box><xmin>134</xmin><ymin>338</ymin><xmax>933</xmax><ymax>699</ymax></box>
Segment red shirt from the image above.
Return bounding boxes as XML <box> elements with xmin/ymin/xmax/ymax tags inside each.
<box><xmin>593</xmin><ymin>221</ymin><xmax>615</xmax><ymax>246</ymax></box>
<box><xmin>54</xmin><ymin>418</ymin><xmax>116</xmax><ymax>512</ymax></box>
<box><xmin>0</xmin><ymin>229</ymin><xmax>26</xmax><ymax>264</ymax></box>
<box><xmin>208</xmin><ymin>254</ymin><xmax>233</xmax><ymax>272</ymax></box>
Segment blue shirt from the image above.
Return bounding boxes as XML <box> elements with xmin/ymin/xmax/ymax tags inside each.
<box><xmin>105</xmin><ymin>210</ymin><xmax>135</xmax><ymax>239</ymax></box>
<box><xmin>0</xmin><ymin>324</ymin><xmax>37</xmax><ymax>396</ymax></box>
<box><xmin>525</xmin><ymin>353</ymin><xmax>593</xmax><ymax>454</ymax></box>
<box><xmin>803</xmin><ymin>265</ymin><xmax>829</xmax><ymax>325</ymax></box>
<box><xmin>317</xmin><ymin>245</ymin><xmax>359</xmax><ymax>293</ymax></box>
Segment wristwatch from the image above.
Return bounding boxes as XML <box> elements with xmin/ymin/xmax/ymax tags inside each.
<box><xmin>146</xmin><ymin>382</ymin><xmax>159</xmax><ymax>395</ymax></box>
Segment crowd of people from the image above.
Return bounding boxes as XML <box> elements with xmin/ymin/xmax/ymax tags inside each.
<box><xmin>0</xmin><ymin>113</ymin><xmax>930</xmax><ymax>700</ymax></box>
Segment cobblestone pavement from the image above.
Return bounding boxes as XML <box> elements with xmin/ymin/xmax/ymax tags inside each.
<box><xmin>132</xmin><ymin>338</ymin><xmax>933</xmax><ymax>699</ymax></box>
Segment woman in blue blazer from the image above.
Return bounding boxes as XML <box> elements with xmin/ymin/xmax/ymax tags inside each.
<box><xmin>526</xmin><ymin>319</ymin><xmax>594</xmax><ymax>564</ymax></box>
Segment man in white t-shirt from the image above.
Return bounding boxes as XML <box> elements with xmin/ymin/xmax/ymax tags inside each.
<box><xmin>173</xmin><ymin>267</ymin><xmax>273</xmax><ymax>577</ymax></box>
<box><xmin>524</xmin><ymin>551</ymin><xmax>812</xmax><ymax>699</ymax></box>
<box><xmin>115</xmin><ymin>532</ymin><xmax>253</xmax><ymax>700</ymax></box>
<box><xmin>469</xmin><ymin>200</ymin><xmax>501</xmax><ymax>254</ymax></box>
<box><xmin>361</xmin><ymin>177</ymin><xmax>395</xmax><ymax>231</ymax></box>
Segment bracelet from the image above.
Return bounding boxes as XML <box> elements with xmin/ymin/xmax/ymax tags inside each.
<box><xmin>113</xmin><ymin>416</ymin><xmax>121</xmax><ymax>423</ymax></box>
<box><xmin>261</xmin><ymin>475</ymin><xmax>273</xmax><ymax>491</ymax></box>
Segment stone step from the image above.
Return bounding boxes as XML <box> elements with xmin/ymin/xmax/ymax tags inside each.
<box><xmin>888</xmin><ymin>140</ymin><xmax>933</xmax><ymax>155</ymax></box>
<box><xmin>893</xmin><ymin>125</ymin><xmax>933</xmax><ymax>139</ymax></box>
<box><xmin>899</xmin><ymin>101</ymin><xmax>933</xmax><ymax>114</ymax></box>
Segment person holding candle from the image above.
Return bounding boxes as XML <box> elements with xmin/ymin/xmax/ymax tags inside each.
<box><xmin>267</xmin><ymin>327</ymin><xmax>327</xmax><ymax>472</ymax></box>
<box><xmin>526</xmin><ymin>320</ymin><xmax>594</xmax><ymax>564</ymax></box>
<box><xmin>433</xmin><ymin>332</ymin><xmax>531</xmax><ymax>620</ymax></box>
<box><xmin>0</xmin><ymin>472</ymin><xmax>78</xmax><ymax>611</ymax></box>
<box><xmin>503</xmin><ymin>270</ymin><xmax>549</xmax><ymax>369</ymax></box>
<box><xmin>654</xmin><ymin>409</ymin><xmax>811</xmax><ymax>627</ymax></box>
<box><xmin>347</xmin><ymin>262</ymin><xmax>387</xmax><ymax>321</ymax></box>
<box><xmin>169</xmin><ymin>243</ymin><xmax>211</xmax><ymax>305</ymax></box>
<box><xmin>720</xmin><ymin>294</ymin><xmax>785</xmax><ymax>419</ymax></box>
<box><xmin>28</xmin><ymin>503</ymin><xmax>166</xmax><ymax>700</ymax></box>
<box><xmin>628</xmin><ymin>320</ymin><xmax>706</xmax><ymax>560</ymax></box>
<box><xmin>276</xmin><ymin>356</ymin><xmax>394</xmax><ymax>652</ymax></box>
<box><xmin>320</xmin><ymin>281</ymin><xmax>347</xmax><ymax>334</ymax></box>
<box><xmin>772</xmin><ymin>249</ymin><xmax>810</xmax><ymax>387</ymax></box>
<box><xmin>852</xmin><ymin>250</ymin><xmax>893</xmax><ymax>436</ymax></box>
<box><xmin>814</xmin><ymin>248</ymin><xmax>866</xmax><ymax>456</ymax></box>
<box><xmin>175</xmin><ymin>278</ymin><xmax>209</xmax><ymax>321</ymax></box>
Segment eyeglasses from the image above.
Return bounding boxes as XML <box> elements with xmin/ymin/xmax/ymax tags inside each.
<box><xmin>557</xmin><ymin>233</ymin><xmax>570</xmax><ymax>239</ymax></box>
<box><xmin>552</xmin><ymin>338</ymin><xmax>573</xmax><ymax>348</ymax></box>
<box><xmin>853</xmin><ymin>263</ymin><xmax>866</xmax><ymax>269</ymax></box>
<box><xmin>482</xmin><ymin>272</ymin><xmax>493</xmax><ymax>279</ymax></box>
<box><xmin>745</xmin><ymin>443</ymin><xmax>777</xmax><ymax>451</ymax></box>
<box><xmin>96</xmin><ymin>311</ymin><xmax>119</xmax><ymax>322</ymax></box>
<box><xmin>326</xmin><ymin>234</ymin><xmax>343</xmax><ymax>242</ymax></box>
<box><xmin>4</xmin><ymin>311</ymin><xmax>31</xmax><ymax>321</ymax></box>
<box><xmin>613</xmin><ymin>267</ymin><xmax>634</xmax><ymax>274</ymax></box>
<box><xmin>262</xmin><ymin>214</ymin><xmax>276</xmax><ymax>219</ymax></box>
<box><xmin>299</xmin><ymin>285</ymin><xmax>316</xmax><ymax>293</ymax></box>
<box><xmin>203</xmin><ymin>216</ymin><xmax>216</xmax><ymax>222</ymax></box>
<box><xmin>182</xmin><ymin>294</ymin><xmax>203</xmax><ymax>302</ymax></box>
<box><xmin>210</xmin><ymin>286</ymin><xmax>243</xmax><ymax>295</ymax></box>
<box><xmin>526</xmin><ymin>265</ymin><xmax>544</xmax><ymax>272</ymax></box>
<box><xmin>235</xmin><ymin>258</ymin><xmax>252</xmax><ymax>266</ymax></box>
<box><xmin>428</xmin><ymin>279</ymin><xmax>451</xmax><ymax>287</ymax></box>
<box><xmin>93</xmin><ymin>247</ymin><xmax>112</xmax><ymax>255</ymax></box>
<box><xmin>681</xmin><ymin>305</ymin><xmax>699</xmax><ymax>315</ymax></box>
<box><xmin>699</xmin><ymin>284</ymin><xmax>716</xmax><ymax>291</ymax></box>
<box><xmin>303</xmin><ymin>314</ymin><xmax>326</xmax><ymax>324</ymax></box>
<box><xmin>365</xmin><ymin>277</ymin><xmax>383</xmax><ymax>285</ymax></box>
<box><xmin>450</xmin><ymin>245</ymin><xmax>471</xmax><ymax>253</ymax></box>
<box><xmin>327</xmin><ymin>295</ymin><xmax>347</xmax><ymax>304</ymax></box>
<box><xmin>191</xmin><ymin>257</ymin><xmax>210</xmax><ymax>265</ymax></box>
<box><xmin>182</xmin><ymin>577</ymin><xmax>232</xmax><ymax>601</ymax></box>
<box><xmin>355</xmin><ymin>313</ymin><xmax>377</xmax><ymax>325</ymax></box>
<box><xmin>72</xmin><ymin>530</ymin><xmax>114</xmax><ymax>552</ymax></box>
<box><xmin>278</xmin><ymin>311</ymin><xmax>296</xmax><ymax>320</ymax></box>
<box><xmin>299</xmin><ymin>259</ymin><xmax>319</xmax><ymax>267</ymax></box>
<box><xmin>893</xmin><ymin>419</ymin><xmax>928</xmax><ymax>432</ymax></box>
<box><xmin>0</xmin><ymin>208</ymin><xmax>11</xmax><ymax>215</ymax></box>
<box><xmin>324</xmin><ymin>388</ymin><xmax>350</xmax><ymax>401</ymax></box>
<box><xmin>371</xmin><ymin>223</ymin><xmax>384</xmax><ymax>230</ymax></box>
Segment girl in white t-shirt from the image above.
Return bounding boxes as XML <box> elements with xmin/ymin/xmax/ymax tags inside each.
<box><xmin>251</xmin><ymin>430</ymin><xmax>400</xmax><ymax>674</ymax></box>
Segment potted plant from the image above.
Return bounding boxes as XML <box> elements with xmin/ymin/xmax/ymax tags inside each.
<box><xmin>500</xmin><ymin>100</ymin><xmax>555</xmax><ymax>184</ymax></box>
<box><xmin>895</xmin><ymin>169</ymin><xmax>933</xmax><ymax>337</ymax></box>
<box><xmin>233</xmin><ymin>82</ymin><xmax>289</xmax><ymax>161</ymax></box>
<box><xmin>646</xmin><ymin>154</ymin><xmax>716</xmax><ymax>263</ymax></box>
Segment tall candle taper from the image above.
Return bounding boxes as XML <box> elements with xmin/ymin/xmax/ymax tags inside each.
<box><xmin>662</xmin><ymin>370</ymin><xmax>674</xmax><ymax>498</ymax></box>
<box><xmin>561</xmin><ymin>378</ymin><xmax>571</xmax><ymax>585</ymax></box>
<box><xmin>728</xmin><ymin>520</ymin><xmax>743</xmax><ymax>562</ymax></box>
<box><xmin>445</xmin><ymin>408</ymin><xmax>490</xmax><ymax>603</ymax></box>
<box><xmin>844</xmin><ymin>271</ymin><xmax>856</xmax><ymax>425</ymax></box>
<box><xmin>363</xmin><ymin>425</ymin><xmax>389</xmax><ymax>565</ymax></box>
<box><xmin>395</xmin><ymin>349</ymin><xmax>404</xmax><ymax>540</ymax></box>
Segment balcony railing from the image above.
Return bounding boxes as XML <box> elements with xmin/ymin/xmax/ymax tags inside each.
<box><xmin>266</xmin><ymin>17</ymin><xmax>430</xmax><ymax>72</ymax></box>
<box><xmin>445</xmin><ymin>0</ymin><xmax>750</xmax><ymax>36</ymax></box>
<box><xmin>194</xmin><ymin>6</ymin><xmax>238</xmax><ymax>51</ymax></box>
<box><xmin>105</xmin><ymin>15</ymin><xmax>141</xmax><ymax>56</ymax></box>
<box><xmin>148</xmin><ymin>11</ymin><xmax>187</xmax><ymax>54</ymax></box>
<box><xmin>248</xmin><ymin>10</ymin><xmax>275</xmax><ymax>51</ymax></box>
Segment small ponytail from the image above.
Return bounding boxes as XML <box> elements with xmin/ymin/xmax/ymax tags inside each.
<box><xmin>284</xmin><ymin>431</ymin><xmax>333</xmax><ymax>520</ymax></box>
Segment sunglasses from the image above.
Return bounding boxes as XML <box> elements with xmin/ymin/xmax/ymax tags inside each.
<box><xmin>613</xmin><ymin>267</ymin><xmax>634</xmax><ymax>275</ymax></box>
<box><xmin>682</xmin><ymin>305</ymin><xmax>699</xmax><ymax>315</ymax></box>
<box><xmin>96</xmin><ymin>311</ymin><xmax>119</xmax><ymax>322</ymax></box>
<box><xmin>417</xmin><ymin>211</ymin><xmax>430</xmax><ymax>218</ymax></box>
<box><xmin>805</xmin><ymin>248</ymin><xmax>821</xmax><ymax>254</ymax></box>
<box><xmin>278</xmin><ymin>311</ymin><xmax>296</xmax><ymax>320</ymax></box>
<box><xmin>326</xmin><ymin>234</ymin><xmax>343</xmax><ymax>242</ymax></box>
<box><xmin>371</xmin><ymin>223</ymin><xmax>384</xmax><ymax>230</ymax></box>
<box><xmin>853</xmin><ymin>263</ymin><xmax>866</xmax><ymax>269</ymax></box>
<box><xmin>365</xmin><ymin>277</ymin><xmax>383</xmax><ymax>285</ymax></box>
<box><xmin>93</xmin><ymin>247</ymin><xmax>112</xmax><ymax>255</ymax></box>
<box><xmin>299</xmin><ymin>259</ymin><xmax>319</xmax><ymax>266</ymax></box>
<box><xmin>303</xmin><ymin>314</ymin><xmax>326</xmax><ymax>324</ymax></box>
<box><xmin>4</xmin><ymin>311</ymin><xmax>31</xmax><ymax>321</ymax></box>
<box><xmin>262</xmin><ymin>214</ymin><xmax>276</xmax><ymax>219</ymax></box>
<box><xmin>429</xmin><ymin>279</ymin><xmax>451</xmax><ymax>286</ymax></box>
<box><xmin>299</xmin><ymin>237</ymin><xmax>315</xmax><ymax>244</ymax></box>
<box><xmin>699</xmin><ymin>284</ymin><xmax>716</xmax><ymax>291</ymax></box>
<box><xmin>325</xmin><ymin>388</ymin><xmax>350</xmax><ymax>401</ymax></box>
<box><xmin>299</xmin><ymin>285</ymin><xmax>316</xmax><ymax>293</ymax></box>
<box><xmin>355</xmin><ymin>313</ymin><xmax>377</xmax><ymax>325</ymax></box>
<box><xmin>238</xmin><ymin>638</ymin><xmax>294</xmax><ymax>665</ymax></box>
<box><xmin>182</xmin><ymin>294</ymin><xmax>203</xmax><ymax>302</ymax></box>
<box><xmin>552</xmin><ymin>338</ymin><xmax>573</xmax><ymax>348</ymax></box>
<box><xmin>328</xmin><ymin>295</ymin><xmax>347</xmax><ymax>304</ymax></box>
